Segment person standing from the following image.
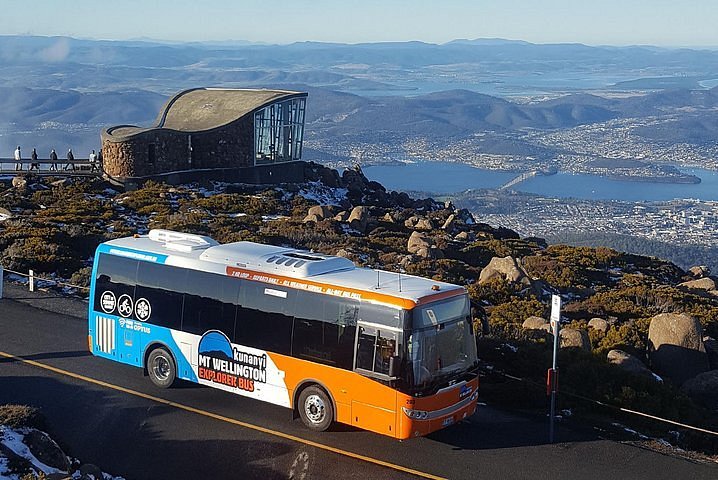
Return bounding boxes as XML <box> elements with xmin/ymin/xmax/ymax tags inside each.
<box><xmin>49</xmin><ymin>149</ymin><xmax>58</xmax><ymax>171</ymax></box>
<box><xmin>14</xmin><ymin>146</ymin><xmax>22</xmax><ymax>171</ymax></box>
<box><xmin>30</xmin><ymin>148</ymin><xmax>40</xmax><ymax>171</ymax></box>
<box><xmin>88</xmin><ymin>149</ymin><xmax>98</xmax><ymax>172</ymax></box>
<box><xmin>64</xmin><ymin>148</ymin><xmax>75</xmax><ymax>171</ymax></box>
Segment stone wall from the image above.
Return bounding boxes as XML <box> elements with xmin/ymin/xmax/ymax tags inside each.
<box><xmin>101</xmin><ymin>115</ymin><xmax>255</xmax><ymax>179</ymax></box>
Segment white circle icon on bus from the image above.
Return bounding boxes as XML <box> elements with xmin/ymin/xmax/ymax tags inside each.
<box><xmin>135</xmin><ymin>298</ymin><xmax>151</xmax><ymax>322</ymax></box>
<box><xmin>100</xmin><ymin>291</ymin><xmax>116</xmax><ymax>314</ymax></box>
<box><xmin>117</xmin><ymin>294</ymin><xmax>134</xmax><ymax>318</ymax></box>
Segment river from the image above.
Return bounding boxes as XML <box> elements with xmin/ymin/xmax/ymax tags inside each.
<box><xmin>363</xmin><ymin>162</ymin><xmax>718</xmax><ymax>202</ymax></box>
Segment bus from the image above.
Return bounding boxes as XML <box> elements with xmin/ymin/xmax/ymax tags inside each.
<box><xmin>88</xmin><ymin>229</ymin><xmax>479</xmax><ymax>439</ymax></box>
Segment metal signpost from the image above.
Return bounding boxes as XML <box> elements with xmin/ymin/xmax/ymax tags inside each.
<box><xmin>549</xmin><ymin>294</ymin><xmax>561</xmax><ymax>443</ymax></box>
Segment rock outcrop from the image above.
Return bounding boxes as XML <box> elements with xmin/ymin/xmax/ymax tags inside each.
<box><xmin>407</xmin><ymin>231</ymin><xmax>443</xmax><ymax>259</ymax></box>
<box><xmin>678</xmin><ymin>277</ymin><xmax>717</xmax><ymax>292</ymax></box>
<box><xmin>522</xmin><ymin>316</ymin><xmax>548</xmax><ymax>330</ymax></box>
<box><xmin>303</xmin><ymin>204</ymin><xmax>334</xmax><ymax>223</ymax></box>
<box><xmin>681</xmin><ymin>370</ymin><xmax>718</xmax><ymax>410</ymax></box>
<box><xmin>704</xmin><ymin>337</ymin><xmax>718</xmax><ymax>370</ymax></box>
<box><xmin>11</xmin><ymin>176</ymin><xmax>27</xmax><ymax>189</ymax></box>
<box><xmin>347</xmin><ymin>206</ymin><xmax>369</xmax><ymax>233</ymax></box>
<box><xmin>688</xmin><ymin>265</ymin><xmax>711</xmax><ymax>279</ymax></box>
<box><xmin>559</xmin><ymin>328</ymin><xmax>591</xmax><ymax>351</ymax></box>
<box><xmin>648</xmin><ymin>313</ymin><xmax>710</xmax><ymax>385</ymax></box>
<box><xmin>607</xmin><ymin>349</ymin><xmax>654</xmax><ymax>378</ymax></box>
<box><xmin>588</xmin><ymin>317</ymin><xmax>609</xmax><ymax>333</ymax></box>
<box><xmin>478</xmin><ymin>256</ymin><xmax>531</xmax><ymax>286</ymax></box>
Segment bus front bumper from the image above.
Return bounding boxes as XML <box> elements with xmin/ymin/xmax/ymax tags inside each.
<box><xmin>397</xmin><ymin>382</ymin><xmax>479</xmax><ymax>439</ymax></box>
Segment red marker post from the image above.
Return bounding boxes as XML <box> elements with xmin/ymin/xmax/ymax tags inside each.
<box><xmin>548</xmin><ymin>294</ymin><xmax>561</xmax><ymax>443</ymax></box>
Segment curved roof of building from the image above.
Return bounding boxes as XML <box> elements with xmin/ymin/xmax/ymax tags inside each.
<box><xmin>103</xmin><ymin>87</ymin><xmax>305</xmax><ymax>141</ymax></box>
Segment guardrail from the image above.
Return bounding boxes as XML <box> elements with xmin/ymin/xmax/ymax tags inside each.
<box><xmin>496</xmin><ymin>369</ymin><xmax>718</xmax><ymax>438</ymax></box>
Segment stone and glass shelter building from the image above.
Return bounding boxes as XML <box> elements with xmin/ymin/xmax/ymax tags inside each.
<box><xmin>101</xmin><ymin>88</ymin><xmax>307</xmax><ymax>183</ymax></box>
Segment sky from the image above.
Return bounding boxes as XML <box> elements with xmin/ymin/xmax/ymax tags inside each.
<box><xmin>3</xmin><ymin>0</ymin><xmax>718</xmax><ymax>47</ymax></box>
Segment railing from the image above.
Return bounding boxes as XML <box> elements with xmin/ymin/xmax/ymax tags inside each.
<box><xmin>0</xmin><ymin>158</ymin><xmax>103</xmax><ymax>176</ymax></box>
<box><xmin>0</xmin><ymin>265</ymin><xmax>89</xmax><ymax>299</ymax></box>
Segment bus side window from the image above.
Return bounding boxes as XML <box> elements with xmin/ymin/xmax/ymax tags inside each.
<box><xmin>292</xmin><ymin>292</ymin><xmax>357</xmax><ymax>369</ymax></box>
<box><xmin>236</xmin><ymin>281</ymin><xmax>295</xmax><ymax>355</ymax></box>
<box><xmin>182</xmin><ymin>271</ymin><xmax>238</xmax><ymax>338</ymax></box>
<box><xmin>356</xmin><ymin>326</ymin><xmax>397</xmax><ymax>376</ymax></box>
<box><xmin>356</xmin><ymin>326</ymin><xmax>377</xmax><ymax>371</ymax></box>
<box><xmin>93</xmin><ymin>254</ymin><xmax>138</xmax><ymax>314</ymax></box>
<box><xmin>135</xmin><ymin>261</ymin><xmax>185</xmax><ymax>329</ymax></box>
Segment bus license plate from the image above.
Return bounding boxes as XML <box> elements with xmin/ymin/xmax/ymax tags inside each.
<box><xmin>442</xmin><ymin>416</ymin><xmax>454</xmax><ymax>427</ymax></box>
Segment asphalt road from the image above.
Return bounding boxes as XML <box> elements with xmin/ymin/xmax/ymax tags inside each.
<box><xmin>1</xmin><ymin>291</ymin><xmax>716</xmax><ymax>480</ymax></box>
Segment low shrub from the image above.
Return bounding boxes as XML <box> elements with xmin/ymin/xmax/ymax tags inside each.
<box><xmin>0</xmin><ymin>404</ymin><xmax>44</xmax><ymax>429</ymax></box>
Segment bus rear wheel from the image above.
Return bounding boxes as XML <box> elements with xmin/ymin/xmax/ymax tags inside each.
<box><xmin>298</xmin><ymin>385</ymin><xmax>333</xmax><ymax>432</ymax></box>
<box><xmin>147</xmin><ymin>347</ymin><xmax>176</xmax><ymax>389</ymax></box>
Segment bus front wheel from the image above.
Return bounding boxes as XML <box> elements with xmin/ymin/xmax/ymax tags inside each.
<box><xmin>147</xmin><ymin>348</ymin><xmax>176</xmax><ymax>389</ymax></box>
<box><xmin>298</xmin><ymin>385</ymin><xmax>333</xmax><ymax>432</ymax></box>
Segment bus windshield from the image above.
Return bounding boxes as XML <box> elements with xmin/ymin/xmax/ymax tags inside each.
<box><xmin>408</xmin><ymin>295</ymin><xmax>477</xmax><ymax>391</ymax></box>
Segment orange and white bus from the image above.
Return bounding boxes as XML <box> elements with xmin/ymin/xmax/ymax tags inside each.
<box><xmin>88</xmin><ymin>229</ymin><xmax>479</xmax><ymax>439</ymax></box>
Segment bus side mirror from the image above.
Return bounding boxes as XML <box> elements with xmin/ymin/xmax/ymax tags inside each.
<box><xmin>388</xmin><ymin>355</ymin><xmax>400</xmax><ymax>378</ymax></box>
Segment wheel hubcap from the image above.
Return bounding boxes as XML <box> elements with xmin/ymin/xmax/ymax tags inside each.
<box><xmin>304</xmin><ymin>394</ymin><xmax>325</xmax><ymax>424</ymax></box>
<box><xmin>153</xmin><ymin>356</ymin><xmax>170</xmax><ymax>381</ymax></box>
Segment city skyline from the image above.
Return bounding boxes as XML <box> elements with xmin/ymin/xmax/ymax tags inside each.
<box><xmin>2</xmin><ymin>0</ymin><xmax>718</xmax><ymax>47</ymax></box>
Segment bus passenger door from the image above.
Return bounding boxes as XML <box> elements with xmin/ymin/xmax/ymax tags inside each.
<box><xmin>351</xmin><ymin>322</ymin><xmax>400</xmax><ymax>437</ymax></box>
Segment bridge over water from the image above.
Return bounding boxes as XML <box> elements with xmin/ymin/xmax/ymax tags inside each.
<box><xmin>498</xmin><ymin>170</ymin><xmax>540</xmax><ymax>190</ymax></box>
<box><xmin>0</xmin><ymin>158</ymin><xmax>102</xmax><ymax>177</ymax></box>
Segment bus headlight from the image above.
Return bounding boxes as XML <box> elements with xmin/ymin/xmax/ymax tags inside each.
<box><xmin>402</xmin><ymin>407</ymin><xmax>429</xmax><ymax>420</ymax></box>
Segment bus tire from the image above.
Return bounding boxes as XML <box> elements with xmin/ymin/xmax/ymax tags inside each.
<box><xmin>147</xmin><ymin>347</ymin><xmax>176</xmax><ymax>389</ymax></box>
<box><xmin>298</xmin><ymin>385</ymin><xmax>333</xmax><ymax>432</ymax></box>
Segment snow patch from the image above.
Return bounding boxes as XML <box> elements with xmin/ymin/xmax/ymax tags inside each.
<box><xmin>0</xmin><ymin>426</ymin><xmax>63</xmax><ymax>476</ymax></box>
<box><xmin>298</xmin><ymin>181</ymin><xmax>348</xmax><ymax>205</ymax></box>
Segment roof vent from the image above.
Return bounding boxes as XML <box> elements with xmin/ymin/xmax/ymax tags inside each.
<box><xmin>148</xmin><ymin>229</ymin><xmax>218</xmax><ymax>252</ymax></box>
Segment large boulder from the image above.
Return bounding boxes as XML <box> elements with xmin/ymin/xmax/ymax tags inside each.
<box><xmin>12</xmin><ymin>176</ymin><xmax>27</xmax><ymax>189</ymax></box>
<box><xmin>607</xmin><ymin>349</ymin><xmax>654</xmax><ymax>378</ymax></box>
<box><xmin>559</xmin><ymin>328</ymin><xmax>591</xmax><ymax>351</ymax></box>
<box><xmin>407</xmin><ymin>231</ymin><xmax>431</xmax><ymax>254</ymax></box>
<box><xmin>347</xmin><ymin>206</ymin><xmax>369</xmax><ymax>232</ymax></box>
<box><xmin>441</xmin><ymin>214</ymin><xmax>456</xmax><ymax>231</ymax></box>
<box><xmin>454</xmin><ymin>231</ymin><xmax>470</xmax><ymax>242</ymax></box>
<box><xmin>681</xmin><ymin>370</ymin><xmax>718</xmax><ymax>410</ymax></box>
<box><xmin>308</xmin><ymin>205</ymin><xmax>333</xmax><ymax>219</ymax></box>
<box><xmin>478</xmin><ymin>256</ymin><xmax>531</xmax><ymax>286</ymax></box>
<box><xmin>678</xmin><ymin>277</ymin><xmax>717</xmax><ymax>292</ymax></box>
<box><xmin>405</xmin><ymin>215</ymin><xmax>433</xmax><ymax>231</ymax></box>
<box><xmin>78</xmin><ymin>463</ymin><xmax>104</xmax><ymax>480</ymax></box>
<box><xmin>303</xmin><ymin>205</ymin><xmax>333</xmax><ymax>223</ymax></box>
<box><xmin>415</xmin><ymin>217</ymin><xmax>434</xmax><ymax>231</ymax></box>
<box><xmin>704</xmin><ymin>337</ymin><xmax>718</xmax><ymax>370</ymax></box>
<box><xmin>648</xmin><ymin>313</ymin><xmax>710</xmax><ymax>385</ymax></box>
<box><xmin>24</xmin><ymin>429</ymin><xmax>71</xmax><ymax>473</ymax></box>
<box><xmin>688</xmin><ymin>265</ymin><xmax>711</xmax><ymax>279</ymax></box>
<box><xmin>334</xmin><ymin>210</ymin><xmax>350</xmax><ymax>222</ymax></box>
<box><xmin>588</xmin><ymin>317</ymin><xmax>609</xmax><ymax>333</ymax></box>
<box><xmin>342</xmin><ymin>167</ymin><xmax>369</xmax><ymax>193</ymax></box>
<box><xmin>406</xmin><ymin>231</ymin><xmax>443</xmax><ymax>258</ymax></box>
<box><xmin>522</xmin><ymin>316</ymin><xmax>548</xmax><ymax>330</ymax></box>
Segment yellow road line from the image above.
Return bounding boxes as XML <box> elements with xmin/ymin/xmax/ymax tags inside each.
<box><xmin>0</xmin><ymin>350</ymin><xmax>446</xmax><ymax>480</ymax></box>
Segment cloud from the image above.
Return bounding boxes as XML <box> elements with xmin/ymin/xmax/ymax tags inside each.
<box><xmin>39</xmin><ymin>37</ymin><xmax>71</xmax><ymax>62</ymax></box>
